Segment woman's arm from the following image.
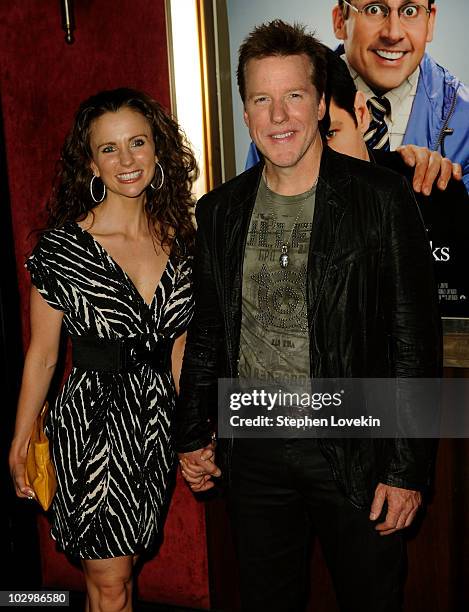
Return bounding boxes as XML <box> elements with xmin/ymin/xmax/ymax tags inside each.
<box><xmin>9</xmin><ymin>286</ymin><xmax>63</xmax><ymax>499</ymax></box>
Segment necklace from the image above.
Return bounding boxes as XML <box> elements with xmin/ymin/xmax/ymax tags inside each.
<box><xmin>264</xmin><ymin>175</ymin><xmax>318</xmax><ymax>269</ymax></box>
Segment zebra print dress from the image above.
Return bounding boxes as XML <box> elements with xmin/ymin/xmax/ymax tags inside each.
<box><xmin>26</xmin><ymin>221</ymin><xmax>193</xmax><ymax>559</ymax></box>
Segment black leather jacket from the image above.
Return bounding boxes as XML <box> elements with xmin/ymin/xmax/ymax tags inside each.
<box><xmin>176</xmin><ymin>148</ymin><xmax>442</xmax><ymax>508</ymax></box>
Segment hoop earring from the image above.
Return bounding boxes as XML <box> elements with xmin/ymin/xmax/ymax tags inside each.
<box><xmin>150</xmin><ymin>162</ymin><xmax>164</xmax><ymax>191</ymax></box>
<box><xmin>90</xmin><ymin>175</ymin><xmax>106</xmax><ymax>203</ymax></box>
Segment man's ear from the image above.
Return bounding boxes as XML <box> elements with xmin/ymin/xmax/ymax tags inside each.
<box><xmin>426</xmin><ymin>6</ymin><xmax>437</xmax><ymax>43</ymax></box>
<box><xmin>243</xmin><ymin>108</ymin><xmax>250</xmax><ymax>130</ymax></box>
<box><xmin>318</xmin><ymin>94</ymin><xmax>327</xmax><ymax>121</ymax></box>
<box><xmin>354</xmin><ymin>91</ymin><xmax>370</xmax><ymax>135</ymax></box>
<box><xmin>332</xmin><ymin>5</ymin><xmax>347</xmax><ymax>40</ymax></box>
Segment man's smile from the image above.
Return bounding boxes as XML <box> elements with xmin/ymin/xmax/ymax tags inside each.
<box><xmin>374</xmin><ymin>49</ymin><xmax>407</xmax><ymax>61</ymax></box>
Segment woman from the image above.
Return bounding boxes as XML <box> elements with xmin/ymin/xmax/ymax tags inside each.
<box><xmin>9</xmin><ymin>88</ymin><xmax>197</xmax><ymax>610</ymax></box>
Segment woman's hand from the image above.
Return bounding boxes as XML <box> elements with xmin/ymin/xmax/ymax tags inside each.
<box><xmin>9</xmin><ymin>447</ymin><xmax>35</xmax><ymax>500</ymax></box>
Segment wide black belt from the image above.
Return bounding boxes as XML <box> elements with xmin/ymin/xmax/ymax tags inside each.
<box><xmin>71</xmin><ymin>336</ymin><xmax>173</xmax><ymax>373</ymax></box>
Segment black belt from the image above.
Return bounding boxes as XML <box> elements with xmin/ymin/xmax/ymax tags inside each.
<box><xmin>71</xmin><ymin>336</ymin><xmax>173</xmax><ymax>373</ymax></box>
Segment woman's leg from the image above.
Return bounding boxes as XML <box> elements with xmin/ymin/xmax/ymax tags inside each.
<box><xmin>81</xmin><ymin>555</ymin><xmax>134</xmax><ymax>612</ymax></box>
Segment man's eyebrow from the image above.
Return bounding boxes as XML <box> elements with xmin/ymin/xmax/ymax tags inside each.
<box><xmin>376</xmin><ymin>1</ymin><xmax>418</xmax><ymax>6</ymax></box>
<box><xmin>248</xmin><ymin>86</ymin><xmax>308</xmax><ymax>97</ymax></box>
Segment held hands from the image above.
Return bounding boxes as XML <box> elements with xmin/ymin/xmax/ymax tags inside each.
<box><xmin>178</xmin><ymin>442</ymin><xmax>221</xmax><ymax>493</ymax></box>
<box><xmin>370</xmin><ymin>482</ymin><xmax>422</xmax><ymax>536</ymax></box>
<box><xmin>396</xmin><ymin>144</ymin><xmax>462</xmax><ymax>195</ymax></box>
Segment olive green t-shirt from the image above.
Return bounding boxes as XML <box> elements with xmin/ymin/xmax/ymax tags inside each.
<box><xmin>239</xmin><ymin>178</ymin><xmax>316</xmax><ymax>384</ymax></box>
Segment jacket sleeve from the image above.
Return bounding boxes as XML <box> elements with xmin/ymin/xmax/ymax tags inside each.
<box><xmin>174</xmin><ymin>195</ymin><xmax>225</xmax><ymax>453</ymax></box>
<box><xmin>379</xmin><ymin>175</ymin><xmax>442</xmax><ymax>492</ymax></box>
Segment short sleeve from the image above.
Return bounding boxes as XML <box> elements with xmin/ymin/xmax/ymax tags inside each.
<box><xmin>25</xmin><ymin>236</ymin><xmax>66</xmax><ymax>312</ymax></box>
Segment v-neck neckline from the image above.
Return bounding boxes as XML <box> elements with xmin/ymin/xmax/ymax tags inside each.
<box><xmin>72</xmin><ymin>221</ymin><xmax>171</xmax><ymax>309</ymax></box>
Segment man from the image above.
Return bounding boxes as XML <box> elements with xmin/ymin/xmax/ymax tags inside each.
<box><xmin>176</xmin><ymin>20</ymin><xmax>441</xmax><ymax>612</ymax></box>
<box><xmin>332</xmin><ymin>0</ymin><xmax>469</xmax><ymax>191</ymax></box>
<box><xmin>323</xmin><ymin>47</ymin><xmax>469</xmax><ymax>200</ymax></box>
<box><xmin>323</xmin><ymin>48</ymin><xmax>469</xmax><ymax>317</ymax></box>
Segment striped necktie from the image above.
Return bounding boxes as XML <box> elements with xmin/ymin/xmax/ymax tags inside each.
<box><xmin>364</xmin><ymin>96</ymin><xmax>391</xmax><ymax>151</ymax></box>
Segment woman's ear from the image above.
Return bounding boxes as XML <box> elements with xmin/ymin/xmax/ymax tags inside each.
<box><xmin>90</xmin><ymin>160</ymin><xmax>99</xmax><ymax>177</ymax></box>
<box><xmin>354</xmin><ymin>91</ymin><xmax>370</xmax><ymax>135</ymax></box>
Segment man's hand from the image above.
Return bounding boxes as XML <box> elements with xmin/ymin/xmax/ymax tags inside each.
<box><xmin>370</xmin><ymin>482</ymin><xmax>422</xmax><ymax>536</ymax></box>
<box><xmin>178</xmin><ymin>443</ymin><xmax>221</xmax><ymax>492</ymax></box>
<box><xmin>396</xmin><ymin>144</ymin><xmax>462</xmax><ymax>195</ymax></box>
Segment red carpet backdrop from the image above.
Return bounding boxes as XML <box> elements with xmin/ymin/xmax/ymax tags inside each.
<box><xmin>0</xmin><ymin>1</ymin><xmax>210</xmax><ymax>607</ymax></box>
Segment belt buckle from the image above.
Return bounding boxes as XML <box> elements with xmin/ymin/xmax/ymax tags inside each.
<box><xmin>124</xmin><ymin>338</ymin><xmax>149</xmax><ymax>370</ymax></box>
<box><xmin>132</xmin><ymin>341</ymin><xmax>148</xmax><ymax>368</ymax></box>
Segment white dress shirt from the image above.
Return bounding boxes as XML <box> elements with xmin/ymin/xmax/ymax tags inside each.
<box><xmin>342</xmin><ymin>55</ymin><xmax>419</xmax><ymax>150</ymax></box>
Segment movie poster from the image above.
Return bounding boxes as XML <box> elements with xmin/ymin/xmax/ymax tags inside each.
<box><xmin>226</xmin><ymin>0</ymin><xmax>469</xmax><ymax>321</ymax></box>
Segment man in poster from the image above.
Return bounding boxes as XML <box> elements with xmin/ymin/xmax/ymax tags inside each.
<box><xmin>332</xmin><ymin>0</ymin><xmax>469</xmax><ymax>192</ymax></box>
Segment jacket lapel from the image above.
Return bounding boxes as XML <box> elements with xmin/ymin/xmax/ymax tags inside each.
<box><xmin>307</xmin><ymin>149</ymin><xmax>351</xmax><ymax>326</ymax></box>
<box><xmin>220</xmin><ymin>164</ymin><xmax>263</xmax><ymax>369</ymax></box>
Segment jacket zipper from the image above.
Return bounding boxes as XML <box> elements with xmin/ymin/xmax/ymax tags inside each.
<box><xmin>222</xmin><ymin>196</ymin><xmax>254</xmax><ymax>483</ymax></box>
<box><xmin>306</xmin><ymin>197</ymin><xmax>365</xmax><ymax>508</ymax></box>
<box><xmin>308</xmin><ymin>199</ymin><xmax>346</xmax><ymax>357</ymax></box>
<box><xmin>434</xmin><ymin>88</ymin><xmax>457</xmax><ymax>154</ymax></box>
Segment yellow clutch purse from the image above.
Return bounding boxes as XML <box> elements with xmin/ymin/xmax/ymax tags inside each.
<box><xmin>26</xmin><ymin>402</ymin><xmax>57</xmax><ymax>511</ymax></box>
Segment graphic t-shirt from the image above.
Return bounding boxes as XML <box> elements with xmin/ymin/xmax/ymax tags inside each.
<box><xmin>239</xmin><ymin>178</ymin><xmax>316</xmax><ymax>384</ymax></box>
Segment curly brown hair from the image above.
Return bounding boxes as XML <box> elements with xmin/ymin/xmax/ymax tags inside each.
<box><xmin>47</xmin><ymin>87</ymin><xmax>197</xmax><ymax>258</ymax></box>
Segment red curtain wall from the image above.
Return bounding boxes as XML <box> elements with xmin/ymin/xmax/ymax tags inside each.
<box><xmin>0</xmin><ymin>0</ymin><xmax>172</xmax><ymax>341</ymax></box>
<box><xmin>0</xmin><ymin>2</ymin><xmax>210</xmax><ymax>607</ymax></box>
